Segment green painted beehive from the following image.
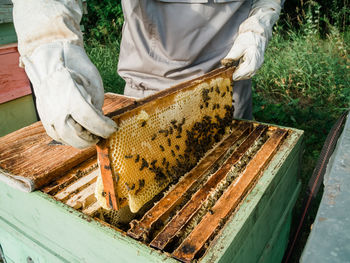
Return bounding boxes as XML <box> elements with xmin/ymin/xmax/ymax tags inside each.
<box><xmin>0</xmin><ymin>115</ymin><xmax>303</xmax><ymax>263</ymax></box>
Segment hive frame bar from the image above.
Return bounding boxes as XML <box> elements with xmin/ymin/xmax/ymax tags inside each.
<box><xmin>150</xmin><ymin>124</ymin><xmax>267</xmax><ymax>250</ymax></box>
<box><xmin>127</xmin><ymin>121</ymin><xmax>252</xmax><ymax>240</ymax></box>
<box><xmin>172</xmin><ymin>128</ymin><xmax>288</xmax><ymax>262</ymax></box>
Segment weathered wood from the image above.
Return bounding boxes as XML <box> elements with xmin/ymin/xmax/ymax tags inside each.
<box><xmin>0</xmin><ymin>93</ymin><xmax>135</xmax><ymax>192</ymax></box>
<box><xmin>106</xmin><ymin>67</ymin><xmax>235</xmax><ymax>118</ymax></box>
<box><xmin>41</xmin><ymin>157</ymin><xmax>97</xmax><ymax>195</ymax></box>
<box><xmin>54</xmin><ymin>169</ymin><xmax>98</xmax><ymax>202</ymax></box>
<box><xmin>0</xmin><ymin>44</ymin><xmax>31</xmax><ymax>104</ymax></box>
<box><xmin>82</xmin><ymin>201</ymin><xmax>101</xmax><ymax>216</ymax></box>
<box><xmin>172</xmin><ymin>129</ymin><xmax>287</xmax><ymax>262</ymax></box>
<box><xmin>127</xmin><ymin>121</ymin><xmax>252</xmax><ymax>240</ymax></box>
<box><xmin>96</xmin><ymin>139</ymin><xmax>120</xmax><ymax>210</ymax></box>
<box><xmin>65</xmin><ymin>182</ymin><xmax>96</xmax><ymax>210</ymax></box>
<box><xmin>150</xmin><ymin>125</ymin><xmax>267</xmax><ymax>250</ymax></box>
<box><xmin>0</xmin><ymin>4</ymin><xmax>13</xmax><ymax>24</ymax></box>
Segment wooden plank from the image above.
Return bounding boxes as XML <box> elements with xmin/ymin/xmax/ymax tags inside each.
<box><xmin>0</xmin><ymin>23</ymin><xmax>17</xmax><ymax>45</ymax></box>
<box><xmin>0</xmin><ymin>94</ymin><xmax>135</xmax><ymax>192</ymax></box>
<box><xmin>54</xmin><ymin>169</ymin><xmax>98</xmax><ymax>202</ymax></box>
<box><xmin>0</xmin><ymin>44</ymin><xmax>31</xmax><ymax>104</ymax></box>
<box><xmin>82</xmin><ymin>201</ymin><xmax>101</xmax><ymax>216</ymax></box>
<box><xmin>150</xmin><ymin>125</ymin><xmax>267</xmax><ymax>250</ymax></box>
<box><xmin>127</xmin><ymin>121</ymin><xmax>252</xmax><ymax>240</ymax></box>
<box><xmin>65</xmin><ymin>182</ymin><xmax>96</xmax><ymax>210</ymax></box>
<box><xmin>172</xmin><ymin>129</ymin><xmax>287</xmax><ymax>262</ymax></box>
<box><xmin>41</xmin><ymin>157</ymin><xmax>97</xmax><ymax>195</ymax></box>
<box><xmin>106</xmin><ymin>67</ymin><xmax>235</xmax><ymax>118</ymax></box>
<box><xmin>96</xmin><ymin>139</ymin><xmax>119</xmax><ymax>210</ymax></box>
<box><xmin>0</xmin><ymin>5</ymin><xmax>13</xmax><ymax>24</ymax></box>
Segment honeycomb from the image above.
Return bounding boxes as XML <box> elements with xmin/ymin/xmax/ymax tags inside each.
<box><xmin>96</xmin><ymin>76</ymin><xmax>234</xmax><ymax>213</ymax></box>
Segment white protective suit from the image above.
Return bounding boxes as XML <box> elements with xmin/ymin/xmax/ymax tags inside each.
<box><xmin>12</xmin><ymin>0</ymin><xmax>282</xmax><ymax>149</ymax></box>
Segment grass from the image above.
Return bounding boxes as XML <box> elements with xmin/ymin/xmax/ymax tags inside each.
<box><xmin>84</xmin><ymin>17</ymin><xmax>349</xmax><ymax>261</ymax></box>
<box><xmin>253</xmin><ymin>25</ymin><xmax>350</xmax><ymax>190</ymax></box>
<box><xmin>252</xmin><ymin>25</ymin><xmax>349</xmax><ymax>260</ymax></box>
<box><xmin>84</xmin><ymin>39</ymin><xmax>125</xmax><ymax>94</ymax></box>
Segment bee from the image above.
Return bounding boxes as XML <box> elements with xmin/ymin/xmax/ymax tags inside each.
<box><xmin>170</xmin><ymin>120</ymin><xmax>177</xmax><ymax>125</ymax></box>
<box><xmin>200</xmin><ymin>104</ymin><xmax>204</xmax><ymax>109</ymax></box>
<box><xmin>162</xmin><ymin>157</ymin><xmax>166</xmax><ymax>165</ymax></box>
<box><xmin>140</xmin><ymin>158</ymin><xmax>149</xmax><ymax>171</ymax></box>
<box><xmin>141</xmin><ymin>121</ymin><xmax>147</xmax><ymax>127</ymax></box>
<box><xmin>151</xmin><ymin>134</ymin><xmax>157</xmax><ymax>141</ymax></box>
<box><xmin>139</xmin><ymin>179</ymin><xmax>145</xmax><ymax>188</ymax></box>
<box><xmin>125</xmin><ymin>154</ymin><xmax>133</xmax><ymax>159</ymax></box>
<box><xmin>205</xmin><ymin>102</ymin><xmax>209</xmax><ymax>108</ymax></box>
<box><xmin>150</xmin><ymin>159</ymin><xmax>157</xmax><ymax>167</ymax></box>
<box><xmin>135</xmin><ymin>179</ymin><xmax>145</xmax><ymax>195</ymax></box>
<box><xmin>221</xmin><ymin>92</ymin><xmax>226</xmax><ymax>97</ymax></box>
<box><xmin>210</xmin><ymin>86</ymin><xmax>214</xmax><ymax>92</ymax></box>
<box><xmin>171</xmin><ymin>150</ymin><xmax>175</xmax><ymax>157</ymax></box>
<box><xmin>159</xmin><ymin>145</ymin><xmax>165</xmax><ymax>151</ymax></box>
<box><xmin>135</xmin><ymin>154</ymin><xmax>140</xmax><ymax>163</ymax></box>
<box><xmin>159</xmin><ymin>129</ymin><xmax>169</xmax><ymax>137</ymax></box>
<box><xmin>167</xmin><ymin>138</ymin><xmax>171</xmax><ymax>147</ymax></box>
<box><xmin>176</xmin><ymin>134</ymin><xmax>182</xmax><ymax>138</ymax></box>
<box><xmin>169</xmin><ymin>127</ymin><xmax>173</xmax><ymax>135</ymax></box>
<box><xmin>215</xmin><ymin>86</ymin><xmax>220</xmax><ymax>94</ymax></box>
<box><xmin>175</xmin><ymin>145</ymin><xmax>180</xmax><ymax>151</ymax></box>
<box><xmin>226</xmin><ymin>86</ymin><xmax>230</xmax><ymax>92</ymax></box>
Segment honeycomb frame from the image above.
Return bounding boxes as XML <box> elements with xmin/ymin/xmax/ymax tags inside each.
<box><xmin>96</xmin><ymin>66</ymin><xmax>236</xmax><ymax>213</ymax></box>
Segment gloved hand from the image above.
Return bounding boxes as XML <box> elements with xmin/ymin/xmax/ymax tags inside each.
<box><xmin>22</xmin><ymin>42</ymin><xmax>117</xmax><ymax>149</ymax></box>
<box><xmin>12</xmin><ymin>0</ymin><xmax>117</xmax><ymax>148</ymax></box>
<box><xmin>222</xmin><ymin>0</ymin><xmax>282</xmax><ymax>81</ymax></box>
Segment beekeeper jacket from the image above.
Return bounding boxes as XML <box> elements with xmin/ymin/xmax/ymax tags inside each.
<box><xmin>119</xmin><ymin>0</ymin><xmax>253</xmax><ymax>119</ymax></box>
<box><xmin>13</xmin><ymin>0</ymin><xmax>253</xmax><ymax>119</ymax></box>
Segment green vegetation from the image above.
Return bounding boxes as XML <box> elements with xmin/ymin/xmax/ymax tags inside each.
<box><xmin>82</xmin><ymin>1</ymin><xmax>349</xmax><ymax>261</ymax></box>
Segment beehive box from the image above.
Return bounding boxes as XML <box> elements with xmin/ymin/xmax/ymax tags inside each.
<box><xmin>0</xmin><ymin>74</ymin><xmax>303</xmax><ymax>263</ymax></box>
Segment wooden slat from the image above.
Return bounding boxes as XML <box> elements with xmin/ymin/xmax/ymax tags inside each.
<box><xmin>96</xmin><ymin>139</ymin><xmax>119</xmax><ymax>210</ymax></box>
<box><xmin>127</xmin><ymin>121</ymin><xmax>252</xmax><ymax>240</ymax></box>
<box><xmin>42</xmin><ymin>157</ymin><xmax>97</xmax><ymax>195</ymax></box>
<box><xmin>0</xmin><ymin>94</ymin><xmax>135</xmax><ymax>192</ymax></box>
<box><xmin>65</xmin><ymin>182</ymin><xmax>96</xmax><ymax>210</ymax></box>
<box><xmin>106</xmin><ymin>67</ymin><xmax>235</xmax><ymax>118</ymax></box>
<box><xmin>172</xmin><ymin>129</ymin><xmax>287</xmax><ymax>262</ymax></box>
<box><xmin>150</xmin><ymin>125</ymin><xmax>267</xmax><ymax>250</ymax></box>
<box><xmin>82</xmin><ymin>201</ymin><xmax>101</xmax><ymax>216</ymax></box>
<box><xmin>54</xmin><ymin>169</ymin><xmax>98</xmax><ymax>202</ymax></box>
<box><xmin>0</xmin><ymin>44</ymin><xmax>31</xmax><ymax>103</ymax></box>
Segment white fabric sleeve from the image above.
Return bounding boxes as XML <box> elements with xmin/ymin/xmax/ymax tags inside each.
<box><xmin>12</xmin><ymin>0</ymin><xmax>84</xmax><ymax>60</ymax></box>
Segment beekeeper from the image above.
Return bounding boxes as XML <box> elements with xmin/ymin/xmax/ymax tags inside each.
<box><xmin>12</xmin><ymin>0</ymin><xmax>282</xmax><ymax>149</ymax></box>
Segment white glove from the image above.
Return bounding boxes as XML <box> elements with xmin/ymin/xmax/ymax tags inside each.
<box><xmin>22</xmin><ymin>42</ymin><xmax>117</xmax><ymax>148</ymax></box>
<box><xmin>12</xmin><ymin>0</ymin><xmax>117</xmax><ymax>148</ymax></box>
<box><xmin>222</xmin><ymin>0</ymin><xmax>282</xmax><ymax>80</ymax></box>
